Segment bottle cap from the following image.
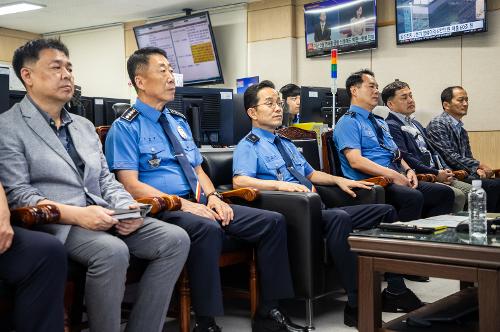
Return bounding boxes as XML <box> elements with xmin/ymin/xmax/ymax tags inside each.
<box><xmin>472</xmin><ymin>179</ymin><xmax>482</xmax><ymax>189</ymax></box>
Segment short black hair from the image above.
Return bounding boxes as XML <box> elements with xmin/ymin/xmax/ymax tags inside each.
<box><xmin>12</xmin><ymin>38</ymin><xmax>69</xmax><ymax>86</ymax></box>
<box><xmin>244</xmin><ymin>80</ymin><xmax>276</xmax><ymax>111</ymax></box>
<box><xmin>279</xmin><ymin>83</ymin><xmax>300</xmax><ymax>100</ymax></box>
<box><xmin>381</xmin><ymin>80</ymin><xmax>410</xmax><ymax>105</ymax></box>
<box><xmin>441</xmin><ymin>86</ymin><xmax>464</xmax><ymax>109</ymax></box>
<box><xmin>345</xmin><ymin>69</ymin><xmax>375</xmax><ymax>101</ymax></box>
<box><xmin>127</xmin><ymin>47</ymin><xmax>168</xmax><ymax>90</ymax></box>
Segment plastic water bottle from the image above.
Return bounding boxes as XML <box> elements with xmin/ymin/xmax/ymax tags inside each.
<box><xmin>468</xmin><ymin>180</ymin><xmax>487</xmax><ymax>240</ymax></box>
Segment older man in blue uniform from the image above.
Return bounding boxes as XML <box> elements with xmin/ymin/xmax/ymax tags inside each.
<box><xmin>333</xmin><ymin>69</ymin><xmax>454</xmax><ymax>222</ymax></box>
<box><xmin>232</xmin><ymin>80</ymin><xmax>423</xmax><ymax>328</ymax></box>
<box><xmin>105</xmin><ymin>47</ymin><xmax>303</xmax><ymax>332</ymax></box>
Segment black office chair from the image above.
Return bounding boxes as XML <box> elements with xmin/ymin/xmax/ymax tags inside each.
<box><xmin>201</xmin><ymin>149</ymin><xmax>384</xmax><ymax>329</ymax></box>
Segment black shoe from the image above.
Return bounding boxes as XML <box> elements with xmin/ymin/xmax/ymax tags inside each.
<box><xmin>403</xmin><ymin>274</ymin><xmax>430</xmax><ymax>282</ymax></box>
<box><xmin>252</xmin><ymin>308</ymin><xmax>306</xmax><ymax>332</ymax></box>
<box><xmin>382</xmin><ymin>289</ymin><xmax>425</xmax><ymax>313</ymax></box>
<box><xmin>192</xmin><ymin>322</ymin><xmax>222</xmax><ymax>332</ymax></box>
<box><xmin>343</xmin><ymin>303</ymin><xmax>358</xmax><ymax>328</ymax></box>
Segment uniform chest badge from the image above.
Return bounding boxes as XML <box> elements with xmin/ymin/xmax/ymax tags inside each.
<box><xmin>148</xmin><ymin>148</ymin><xmax>161</xmax><ymax>168</ymax></box>
<box><xmin>177</xmin><ymin>126</ymin><xmax>188</xmax><ymax>139</ymax></box>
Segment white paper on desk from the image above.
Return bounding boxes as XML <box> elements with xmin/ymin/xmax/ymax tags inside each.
<box><xmin>394</xmin><ymin>214</ymin><xmax>469</xmax><ymax>228</ymax></box>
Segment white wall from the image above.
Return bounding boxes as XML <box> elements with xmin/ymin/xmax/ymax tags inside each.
<box><xmin>50</xmin><ymin>25</ymin><xmax>129</xmax><ymax>99</ymax></box>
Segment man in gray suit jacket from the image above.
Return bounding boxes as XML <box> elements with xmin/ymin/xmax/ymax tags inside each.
<box><xmin>0</xmin><ymin>39</ymin><xmax>190</xmax><ymax>332</ymax></box>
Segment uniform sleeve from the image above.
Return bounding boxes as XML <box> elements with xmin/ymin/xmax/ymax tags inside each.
<box><xmin>333</xmin><ymin>117</ymin><xmax>362</xmax><ymax>151</ymax></box>
<box><xmin>105</xmin><ymin>120</ymin><xmax>140</xmax><ymax>171</ymax></box>
<box><xmin>233</xmin><ymin>142</ymin><xmax>258</xmax><ymax>178</ymax></box>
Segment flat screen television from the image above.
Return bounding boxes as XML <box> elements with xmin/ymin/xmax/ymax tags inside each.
<box><xmin>396</xmin><ymin>0</ymin><xmax>487</xmax><ymax>45</ymax></box>
<box><xmin>304</xmin><ymin>0</ymin><xmax>378</xmax><ymax>57</ymax></box>
<box><xmin>134</xmin><ymin>11</ymin><xmax>224</xmax><ymax>86</ymax></box>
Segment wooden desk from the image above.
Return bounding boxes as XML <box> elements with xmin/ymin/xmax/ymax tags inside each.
<box><xmin>349</xmin><ymin>229</ymin><xmax>500</xmax><ymax>332</ymax></box>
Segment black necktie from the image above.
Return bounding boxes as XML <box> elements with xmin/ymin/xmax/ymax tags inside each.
<box><xmin>368</xmin><ymin>113</ymin><xmax>386</xmax><ymax>147</ymax></box>
<box><xmin>274</xmin><ymin>136</ymin><xmax>315</xmax><ymax>191</ymax></box>
<box><xmin>158</xmin><ymin>114</ymin><xmax>207</xmax><ymax>204</ymax></box>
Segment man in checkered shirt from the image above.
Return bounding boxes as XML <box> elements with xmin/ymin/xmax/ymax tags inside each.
<box><xmin>426</xmin><ymin>86</ymin><xmax>500</xmax><ymax>212</ymax></box>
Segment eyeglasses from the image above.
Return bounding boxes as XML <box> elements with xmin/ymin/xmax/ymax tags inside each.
<box><xmin>253</xmin><ymin>99</ymin><xmax>285</xmax><ymax>109</ymax></box>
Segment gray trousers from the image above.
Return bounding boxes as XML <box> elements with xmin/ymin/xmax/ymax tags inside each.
<box><xmin>449</xmin><ymin>180</ymin><xmax>472</xmax><ymax>213</ymax></box>
<box><xmin>64</xmin><ymin>217</ymin><xmax>190</xmax><ymax>332</ymax></box>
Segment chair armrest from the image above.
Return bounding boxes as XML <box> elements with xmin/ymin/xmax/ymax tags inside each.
<box><xmin>363</xmin><ymin>176</ymin><xmax>390</xmax><ymax>187</ymax></box>
<box><xmin>416</xmin><ymin>174</ymin><xmax>437</xmax><ymax>182</ymax></box>
<box><xmin>10</xmin><ymin>204</ymin><xmax>60</xmax><ymax>228</ymax></box>
<box><xmin>453</xmin><ymin>170</ymin><xmax>468</xmax><ymax>180</ymax></box>
<box><xmin>136</xmin><ymin>195</ymin><xmax>182</xmax><ymax>214</ymax></box>
<box><xmin>316</xmin><ymin>185</ymin><xmax>385</xmax><ymax>208</ymax></box>
<box><xmin>221</xmin><ymin>188</ymin><xmax>259</xmax><ymax>202</ymax></box>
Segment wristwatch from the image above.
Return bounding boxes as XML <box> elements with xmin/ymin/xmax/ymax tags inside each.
<box><xmin>206</xmin><ymin>191</ymin><xmax>223</xmax><ymax>200</ymax></box>
<box><xmin>405</xmin><ymin>168</ymin><xmax>415</xmax><ymax>175</ymax></box>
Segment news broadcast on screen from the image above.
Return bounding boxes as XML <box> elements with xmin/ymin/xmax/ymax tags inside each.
<box><xmin>304</xmin><ymin>0</ymin><xmax>378</xmax><ymax>57</ymax></box>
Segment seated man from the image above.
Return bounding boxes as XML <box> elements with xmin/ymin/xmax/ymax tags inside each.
<box><xmin>0</xmin><ymin>181</ymin><xmax>67</xmax><ymax>332</ymax></box>
<box><xmin>279</xmin><ymin>83</ymin><xmax>301</xmax><ymax>126</ymax></box>
<box><xmin>232</xmin><ymin>80</ymin><xmax>423</xmax><ymax>328</ymax></box>
<box><xmin>382</xmin><ymin>80</ymin><xmax>471</xmax><ymax>213</ymax></box>
<box><xmin>333</xmin><ymin>69</ymin><xmax>454</xmax><ymax>221</ymax></box>
<box><xmin>0</xmin><ymin>39</ymin><xmax>190</xmax><ymax>332</ymax></box>
<box><xmin>105</xmin><ymin>47</ymin><xmax>304</xmax><ymax>332</ymax></box>
<box><xmin>426</xmin><ymin>86</ymin><xmax>500</xmax><ymax>212</ymax></box>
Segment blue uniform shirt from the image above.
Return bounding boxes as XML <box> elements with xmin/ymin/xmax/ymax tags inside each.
<box><xmin>105</xmin><ymin>98</ymin><xmax>203</xmax><ymax>197</ymax></box>
<box><xmin>233</xmin><ymin>127</ymin><xmax>314</xmax><ymax>182</ymax></box>
<box><xmin>333</xmin><ymin>105</ymin><xmax>399</xmax><ymax>180</ymax></box>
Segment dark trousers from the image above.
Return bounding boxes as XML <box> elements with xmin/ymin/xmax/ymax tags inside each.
<box><xmin>323</xmin><ymin>204</ymin><xmax>397</xmax><ymax>303</ymax></box>
<box><xmin>157</xmin><ymin>204</ymin><xmax>293</xmax><ymax>316</ymax></box>
<box><xmin>385</xmin><ymin>182</ymin><xmax>455</xmax><ymax>221</ymax></box>
<box><xmin>464</xmin><ymin>178</ymin><xmax>500</xmax><ymax>212</ymax></box>
<box><xmin>0</xmin><ymin>227</ymin><xmax>67</xmax><ymax>332</ymax></box>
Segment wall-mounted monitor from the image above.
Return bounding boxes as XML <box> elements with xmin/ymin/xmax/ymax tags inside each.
<box><xmin>304</xmin><ymin>0</ymin><xmax>378</xmax><ymax>57</ymax></box>
<box><xmin>396</xmin><ymin>0</ymin><xmax>487</xmax><ymax>45</ymax></box>
<box><xmin>134</xmin><ymin>11</ymin><xmax>224</xmax><ymax>86</ymax></box>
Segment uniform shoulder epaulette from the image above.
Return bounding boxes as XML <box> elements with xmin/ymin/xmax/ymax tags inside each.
<box><xmin>245</xmin><ymin>133</ymin><xmax>260</xmax><ymax>144</ymax></box>
<box><xmin>373</xmin><ymin>114</ymin><xmax>384</xmax><ymax>120</ymax></box>
<box><xmin>344</xmin><ymin>110</ymin><xmax>357</xmax><ymax>117</ymax></box>
<box><xmin>120</xmin><ymin>107</ymin><xmax>139</xmax><ymax>122</ymax></box>
<box><xmin>169</xmin><ymin>109</ymin><xmax>186</xmax><ymax>120</ymax></box>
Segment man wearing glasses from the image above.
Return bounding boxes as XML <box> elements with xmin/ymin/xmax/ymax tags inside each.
<box><xmin>105</xmin><ymin>47</ymin><xmax>304</xmax><ymax>332</ymax></box>
<box><xmin>232</xmin><ymin>80</ymin><xmax>421</xmax><ymax>328</ymax></box>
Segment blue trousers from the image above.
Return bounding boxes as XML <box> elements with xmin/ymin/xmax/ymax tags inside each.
<box><xmin>0</xmin><ymin>227</ymin><xmax>67</xmax><ymax>332</ymax></box>
<box><xmin>323</xmin><ymin>204</ymin><xmax>397</xmax><ymax>304</ymax></box>
<box><xmin>157</xmin><ymin>204</ymin><xmax>294</xmax><ymax>316</ymax></box>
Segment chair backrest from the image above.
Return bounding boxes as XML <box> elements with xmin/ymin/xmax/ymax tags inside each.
<box><xmin>321</xmin><ymin>130</ymin><xmax>344</xmax><ymax>176</ymax></box>
<box><xmin>96</xmin><ymin>126</ymin><xmax>111</xmax><ymax>153</ymax></box>
<box><xmin>276</xmin><ymin>127</ymin><xmax>321</xmax><ymax>170</ymax></box>
<box><xmin>201</xmin><ymin>149</ymin><xmax>234</xmax><ymax>189</ymax></box>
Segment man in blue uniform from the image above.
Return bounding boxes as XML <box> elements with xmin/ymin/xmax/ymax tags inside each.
<box><xmin>333</xmin><ymin>69</ymin><xmax>454</xmax><ymax>221</ymax></box>
<box><xmin>381</xmin><ymin>80</ymin><xmax>471</xmax><ymax>213</ymax></box>
<box><xmin>105</xmin><ymin>47</ymin><xmax>304</xmax><ymax>332</ymax></box>
<box><xmin>232</xmin><ymin>80</ymin><xmax>424</xmax><ymax>328</ymax></box>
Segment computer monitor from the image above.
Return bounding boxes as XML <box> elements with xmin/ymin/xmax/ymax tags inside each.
<box><xmin>9</xmin><ymin>90</ymin><xmax>26</xmax><ymax>108</ymax></box>
<box><xmin>0</xmin><ymin>67</ymin><xmax>9</xmax><ymax>114</ymax></box>
<box><xmin>92</xmin><ymin>97</ymin><xmax>130</xmax><ymax>126</ymax></box>
<box><xmin>165</xmin><ymin>87</ymin><xmax>236</xmax><ymax>146</ymax></box>
<box><xmin>299</xmin><ymin>86</ymin><xmax>350</xmax><ymax>125</ymax></box>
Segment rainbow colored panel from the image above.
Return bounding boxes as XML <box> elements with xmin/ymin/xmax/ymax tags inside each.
<box><xmin>331</xmin><ymin>49</ymin><xmax>338</xmax><ymax>78</ymax></box>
